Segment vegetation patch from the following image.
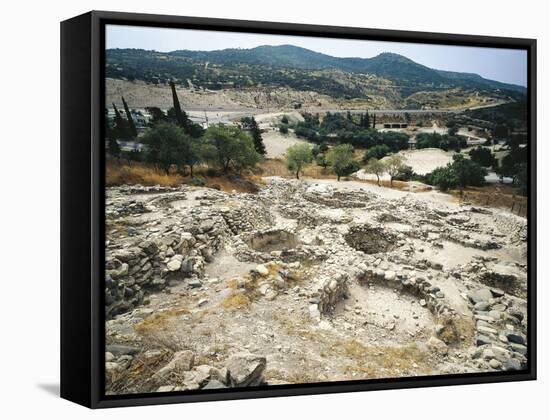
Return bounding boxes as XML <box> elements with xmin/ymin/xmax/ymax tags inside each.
<box><xmin>340</xmin><ymin>340</ymin><xmax>431</xmax><ymax>378</ymax></box>
<box><xmin>222</xmin><ymin>293</ymin><xmax>251</xmax><ymax>310</ymax></box>
<box><xmin>436</xmin><ymin>315</ymin><xmax>475</xmax><ymax>345</ymax></box>
<box><xmin>134</xmin><ymin>307</ymin><xmax>191</xmax><ymax>335</ymax></box>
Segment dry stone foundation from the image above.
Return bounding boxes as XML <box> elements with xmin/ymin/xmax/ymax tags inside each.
<box><xmin>104</xmin><ymin>177</ymin><xmax>528</xmax><ymax>394</ymax></box>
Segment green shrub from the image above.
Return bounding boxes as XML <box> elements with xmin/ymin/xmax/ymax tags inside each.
<box><xmin>191</xmin><ymin>176</ymin><xmax>206</xmax><ymax>186</ymax></box>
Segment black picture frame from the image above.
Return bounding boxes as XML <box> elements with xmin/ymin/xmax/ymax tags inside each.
<box><xmin>60</xmin><ymin>10</ymin><xmax>537</xmax><ymax>409</ymax></box>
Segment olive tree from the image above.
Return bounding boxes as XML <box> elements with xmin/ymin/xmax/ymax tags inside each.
<box><xmin>326</xmin><ymin>144</ymin><xmax>359</xmax><ymax>181</ymax></box>
<box><xmin>142</xmin><ymin>122</ymin><xmax>190</xmax><ymax>174</ymax></box>
<box><xmin>385</xmin><ymin>154</ymin><xmax>406</xmax><ymax>186</ymax></box>
<box><xmin>365</xmin><ymin>158</ymin><xmax>386</xmax><ymax>186</ymax></box>
<box><xmin>204</xmin><ymin>125</ymin><xmax>261</xmax><ymax>173</ymax></box>
<box><xmin>285</xmin><ymin>143</ymin><xmax>313</xmax><ymax>179</ymax></box>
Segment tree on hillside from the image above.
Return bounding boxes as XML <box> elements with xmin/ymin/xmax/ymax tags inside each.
<box><xmin>107</xmin><ymin>137</ymin><xmax>121</xmax><ymax>161</ymax></box>
<box><xmin>496</xmin><ymin>146</ymin><xmax>527</xmax><ymax>185</ymax></box>
<box><xmin>204</xmin><ymin>125</ymin><xmax>261</xmax><ymax>173</ymax></box>
<box><xmin>121</xmin><ymin>96</ymin><xmax>137</xmax><ymax>138</ymax></box>
<box><xmin>365</xmin><ymin>158</ymin><xmax>386</xmax><ymax>187</ymax></box>
<box><xmin>427</xmin><ymin>166</ymin><xmax>459</xmax><ymax>191</ymax></box>
<box><xmin>182</xmin><ymin>137</ymin><xmax>205</xmax><ymax>177</ymax></box>
<box><xmin>363</xmin><ymin>144</ymin><xmax>391</xmax><ymax>162</ymax></box>
<box><xmin>316</xmin><ymin>153</ymin><xmax>329</xmax><ymax>171</ymax></box>
<box><xmin>169</xmin><ymin>80</ymin><xmax>192</xmax><ymax>133</ymax></box>
<box><xmin>372</xmin><ymin>114</ymin><xmax>376</xmax><ymax>129</ymax></box>
<box><xmin>285</xmin><ymin>143</ymin><xmax>313</xmax><ymax>179</ymax></box>
<box><xmin>447</xmin><ymin>120</ymin><xmax>458</xmax><ymax>136</ymax></box>
<box><xmin>450</xmin><ymin>154</ymin><xmax>487</xmax><ymax>189</ymax></box>
<box><xmin>241</xmin><ymin>117</ymin><xmax>266</xmax><ymax>155</ymax></box>
<box><xmin>363</xmin><ymin>110</ymin><xmax>370</xmax><ymax>128</ymax></box>
<box><xmin>385</xmin><ymin>154</ymin><xmax>406</xmax><ymax>186</ymax></box>
<box><xmin>469</xmin><ymin>146</ymin><xmax>497</xmax><ymax>168</ymax></box>
<box><xmin>145</xmin><ymin>107</ymin><xmax>167</xmax><ymax>125</ymax></box>
<box><xmin>112</xmin><ymin>103</ymin><xmax>132</xmax><ymax>140</ymax></box>
<box><xmin>141</xmin><ymin>122</ymin><xmax>190</xmax><ymax>174</ymax></box>
<box><xmin>515</xmin><ymin>162</ymin><xmax>528</xmax><ymax>196</ymax></box>
<box><xmin>326</xmin><ymin>143</ymin><xmax>359</xmax><ymax>181</ymax></box>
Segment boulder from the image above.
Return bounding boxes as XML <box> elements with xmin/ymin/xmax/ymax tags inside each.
<box><xmin>167</xmin><ymin>257</ymin><xmax>182</xmax><ymax>272</ymax></box>
<box><xmin>309</xmin><ymin>304</ymin><xmax>321</xmax><ymax>322</ymax></box>
<box><xmin>503</xmin><ymin>358</ymin><xmax>522</xmax><ymax>371</ymax></box>
<box><xmin>509</xmin><ymin>342</ymin><xmax>527</xmax><ymax>356</ymax></box>
<box><xmin>384</xmin><ymin>271</ymin><xmax>396</xmax><ymax>281</ymax></box>
<box><xmin>427</xmin><ymin>336</ymin><xmax>448</xmax><ymax>355</ymax></box>
<box><xmin>468</xmin><ymin>288</ymin><xmax>493</xmax><ymax>304</ymax></box>
<box><xmin>474</xmin><ymin>301</ymin><xmax>490</xmax><ymax>311</ymax></box>
<box><xmin>505</xmin><ymin>331</ymin><xmax>526</xmax><ymax>345</ymax></box>
<box><xmin>188</xmin><ymin>278</ymin><xmax>203</xmax><ymax>288</ymax></box>
<box><xmin>202</xmin><ymin>379</ymin><xmax>228</xmax><ymax>390</ymax></box>
<box><xmin>156</xmin><ymin>350</ymin><xmax>195</xmax><ymax>378</ymax></box>
<box><xmin>106</xmin><ymin>344</ymin><xmax>141</xmax><ymax>357</ymax></box>
<box><xmin>255</xmin><ymin>264</ymin><xmax>270</xmax><ymax>277</ymax></box>
<box><xmin>475</xmin><ymin>335</ymin><xmax>492</xmax><ymax>346</ymax></box>
<box><xmin>226</xmin><ymin>353</ymin><xmax>266</xmax><ymax>387</ymax></box>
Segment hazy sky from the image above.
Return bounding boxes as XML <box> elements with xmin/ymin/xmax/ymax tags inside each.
<box><xmin>106</xmin><ymin>24</ymin><xmax>527</xmax><ymax>87</ymax></box>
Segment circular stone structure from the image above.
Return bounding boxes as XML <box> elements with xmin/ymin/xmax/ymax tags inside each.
<box><xmin>344</xmin><ymin>225</ymin><xmax>398</xmax><ymax>254</ymax></box>
<box><xmin>246</xmin><ymin>229</ymin><xmax>300</xmax><ymax>253</ymax></box>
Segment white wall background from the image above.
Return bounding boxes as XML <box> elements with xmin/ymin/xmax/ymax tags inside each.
<box><xmin>0</xmin><ymin>0</ymin><xmax>547</xmax><ymax>418</ymax></box>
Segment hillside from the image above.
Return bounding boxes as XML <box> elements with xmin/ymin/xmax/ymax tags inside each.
<box><xmin>106</xmin><ymin>46</ymin><xmax>525</xmax><ymax>110</ymax></box>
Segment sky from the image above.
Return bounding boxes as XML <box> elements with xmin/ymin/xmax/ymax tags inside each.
<box><xmin>106</xmin><ymin>24</ymin><xmax>527</xmax><ymax>87</ymax></box>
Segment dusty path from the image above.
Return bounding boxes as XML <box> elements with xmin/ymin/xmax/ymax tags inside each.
<box><xmin>298</xmin><ymin>177</ymin><xmax>457</xmax><ymax>207</ymax></box>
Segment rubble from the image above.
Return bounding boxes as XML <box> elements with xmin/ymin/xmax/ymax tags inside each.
<box><xmin>104</xmin><ymin>178</ymin><xmax>528</xmax><ymax>394</ymax></box>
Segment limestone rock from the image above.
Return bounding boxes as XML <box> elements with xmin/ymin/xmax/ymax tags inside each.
<box><xmin>427</xmin><ymin>336</ymin><xmax>448</xmax><ymax>355</ymax></box>
<box><xmin>156</xmin><ymin>350</ymin><xmax>195</xmax><ymax>378</ymax></box>
<box><xmin>226</xmin><ymin>353</ymin><xmax>266</xmax><ymax>387</ymax></box>
<box><xmin>255</xmin><ymin>264</ymin><xmax>270</xmax><ymax>277</ymax></box>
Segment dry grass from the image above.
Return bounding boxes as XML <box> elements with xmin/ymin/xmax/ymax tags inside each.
<box><xmin>450</xmin><ymin>184</ymin><xmax>527</xmax><ymax>216</ymax></box>
<box><xmin>271</xmin><ymin>311</ymin><xmax>320</xmax><ymax>341</ymax></box>
<box><xmin>106</xmin><ymin>159</ymin><xmax>262</xmax><ymax>193</ymax></box>
<box><xmin>106</xmin><ymin>161</ymin><xmax>183</xmax><ymax>187</ymax></box>
<box><xmin>134</xmin><ymin>307</ymin><xmax>190</xmax><ymax>335</ymax></box>
<box><xmin>284</xmin><ymin>369</ymin><xmax>324</xmax><ymax>385</ymax></box>
<box><xmin>436</xmin><ymin>315</ymin><xmax>476</xmax><ymax>345</ymax></box>
<box><xmin>225</xmin><ymin>278</ymin><xmax>239</xmax><ymax>289</ymax></box>
<box><xmin>221</xmin><ymin>293</ymin><xmax>251</xmax><ymax>310</ymax></box>
<box><xmin>105</xmin><ymin>348</ymin><xmax>173</xmax><ymax>395</ymax></box>
<box><xmin>340</xmin><ymin>339</ymin><xmax>431</xmax><ymax>378</ymax></box>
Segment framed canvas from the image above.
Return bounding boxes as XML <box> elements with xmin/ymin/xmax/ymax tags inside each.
<box><xmin>60</xmin><ymin>10</ymin><xmax>536</xmax><ymax>408</ymax></box>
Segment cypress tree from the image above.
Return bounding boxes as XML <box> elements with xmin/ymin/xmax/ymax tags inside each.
<box><xmin>112</xmin><ymin>103</ymin><xmax>131</xmax><ymax>140</ymax></box>
<box><xmin>169</xmin><ymin>80</ymin><xmax>191</xmax><ymax>133</ymax></box>
<box><xmin>372</xmin><ymin>114</ymin><xmax>376</xmax><ymax>129</ymax></box>
<box><xmin>240</xmin><ymin>116</ymin><xmax>266</xmax><ymax>155</ymax></box>
<box><xmin>364</xmin><ymin>110</ymin><xmax>370</xmax><ymax>128</ymax></box>
<box><xmin>121</xmin><ymin>96</ymin><xmax>137</xmax><ymax>138</ymax></box>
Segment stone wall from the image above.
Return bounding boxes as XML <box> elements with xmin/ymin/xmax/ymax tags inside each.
<box><xmin>493</xmin><ymin>212</ymin><xmax>528</xmax><ymax>243</ymax></box>
<box><xmin>105</xmin><ymin>192</ymin><xmax>233</xmax><ymax>319</ymax></box>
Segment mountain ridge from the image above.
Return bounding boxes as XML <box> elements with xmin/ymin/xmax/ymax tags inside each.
<box><xmin>166</xmin><ymin>45</ymin><xmax>525</xmax><ymax>92</ymax></box>
<box><xmin>105</xmin><ymin>45</ymin><xmax>526</xmax><ymax>108</ymax></box>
